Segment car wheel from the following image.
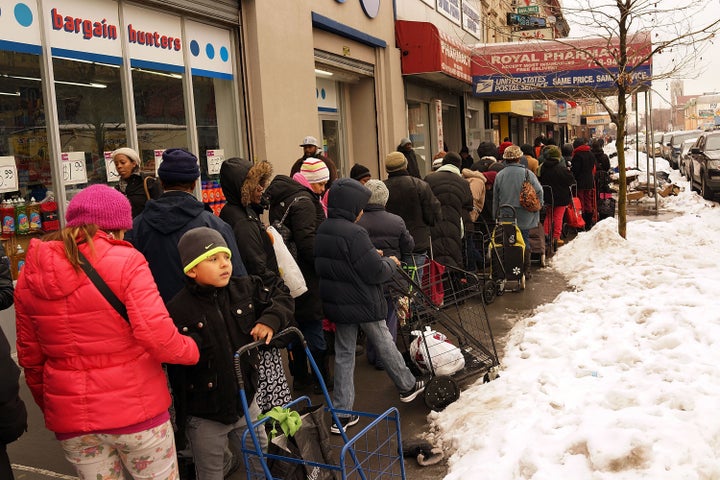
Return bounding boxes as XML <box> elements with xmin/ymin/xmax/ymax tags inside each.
<box><xmin>701</xmin><ymin>175</ymin><xmax>714</xmax><ymax>200</ymax></box>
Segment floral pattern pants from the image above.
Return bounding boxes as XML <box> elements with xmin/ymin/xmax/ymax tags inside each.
<box><xmin>60</xmin><ymin>420</ymin><xmax>178</xmax><ymax>480</ymax></box>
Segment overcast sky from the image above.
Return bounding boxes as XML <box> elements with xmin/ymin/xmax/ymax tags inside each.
<box><xmin>560</xmin><ymin>0</ymin><xmax>720</xmax><ymax>100</ymax></box>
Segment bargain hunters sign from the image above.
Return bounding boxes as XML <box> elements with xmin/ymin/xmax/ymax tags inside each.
<box><xmin>471</xmin><ymin>32</ymin><xmax>652</xmax><ymax>97</ymax></box>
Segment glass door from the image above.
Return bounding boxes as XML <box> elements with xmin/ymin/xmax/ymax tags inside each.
<box><xmin>319</xmin><ymin>114</ymin><xmax>344</xmax><ymax>176</ymax></box>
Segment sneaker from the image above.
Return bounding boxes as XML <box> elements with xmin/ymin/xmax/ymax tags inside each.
<box><xmin>400</xmin><ymin>379</ymin><xmax>425</xmax><ymax>403</ymax></box>
<box><xmin>330</xmin><ymin>414</ymin><xmax>360</xmax><ymax>435</ymax></box>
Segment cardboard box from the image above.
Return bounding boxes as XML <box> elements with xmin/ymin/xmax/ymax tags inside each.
<box><xmin>627</xmin><ymin>191</ymin><xmax>645</xmax><ymax>201</ymax></box>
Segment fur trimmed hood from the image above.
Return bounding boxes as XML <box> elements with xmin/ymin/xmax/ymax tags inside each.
<box><xmin>220</xmin><ymin>158</ymin><xmax>273</xmax><ymax>207</ymax></box>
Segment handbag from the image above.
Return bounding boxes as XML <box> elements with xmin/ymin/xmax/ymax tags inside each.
<box><xmin>565</xmin><ymin>196</ymin><xmax>586</xmax><ymax>229</ymax></box>
<box><xmin>78</xmin><ymin>250</ymin><xmax>129</xmax><ymax>323</ymax></box>
<box><xmin>267</xmin><ymin>225</ymin><xmax>308</xmax><ymax>298</ymax></box>
<box><xmin>271</xmin><ymin>197</ymin><xmax>306</xmax><ymax>259</ymax></box>
<box><xmin>519</xmin><ymin>170</ymin><xmax>542</xmax><ymax>212</ymax></box>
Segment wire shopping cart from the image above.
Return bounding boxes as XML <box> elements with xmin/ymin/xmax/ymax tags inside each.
<box><xmin>235</xmin><ymin>327</ymin><xmax>406</xmax><ymax>480</ymax></box>
<box><xmin>388</xmin><ymin>263</ymin><xmax>500</xmax><ymax>411</ymax></box>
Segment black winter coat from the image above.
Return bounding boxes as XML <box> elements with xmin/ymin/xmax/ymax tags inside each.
<box><xmin>397</xmin><ymin>146</ymin><xmax>421</xmax><ymax>178</ymax></box>
<box><xmin>315</xmin><ymin>179</ymin><xmax>396</xmax><ymax>324</ymax></box>
<box><xmin>118</xmin><ymin>172</ymin><xmax>162</xmax><ymax>218</ymax></box>
<box><xmin>0</xmin><ymin>245</ymin><xmax>26</xmax><ymax>446</ymax></box>
<box><xmin>384</xmin><ymin>171</ymin><xmax>442</xmax><ymax>255</ymax></box>
<box><xmin>166</xmin><ymin>275</ymin><xmax>293</xmax><ymax>429</ymax></box>
<box><xmin>538</xmin><ymin>159</ymin><xmax>575</xmax><ymax>207</ymax></box>
<box><xmin>424</xmin><ymin>166</ymin><xmax>473</xmax><ymax>268</ymax></box>
<box><xmin>127</xmin><ymin>191</ymin><xmax>247</xmax><ymax>303</ymax></box>
<box><xmin>571</xmin><ymin>145</ymin><xmax>596</xmax><ymax>190</ymax></box>
<box><xmin>266</xmin><ymin>175</ymin><xmax>324</xmax><ymax>323</ymax></box>
<box><xmin>357</xmin><ymin>204</ymin><xmax>415</xmax><ymax>258</ymax></box>
<box><xmin>219</xmin><ymin>159</ymin><xmax>278</xmax><ymax>283</ymax></box>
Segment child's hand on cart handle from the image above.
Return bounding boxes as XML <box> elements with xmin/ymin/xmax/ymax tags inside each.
<box><xmin>251</xmin><ymin>323</ymin><xmax>274</xmax><ymax>344</ymax></box>
<box><xmin>388</xmin><ymin>255</ymin><xmax>401</xmax><ymax>267</ymax></box>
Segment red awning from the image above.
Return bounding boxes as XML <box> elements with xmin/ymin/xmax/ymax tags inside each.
<box><xmin>395</xmin><ymin>20</ymin><xmax>471</xmax><ymax>85</ymax></box>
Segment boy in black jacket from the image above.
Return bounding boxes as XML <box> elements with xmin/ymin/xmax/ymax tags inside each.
<box><xmin>315</xmin><ymin>178</ymin><xmax>425</xmax><ymax>436</ymax></box>
<box><xmin>167</xmin><ymin>227</ymin><xmax>293</xmax><ymax>480</ymax></box>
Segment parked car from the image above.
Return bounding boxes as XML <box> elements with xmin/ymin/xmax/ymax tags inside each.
<box><xmin>688</xmin><ymin>132</ymin><xmax>720</xmax><ymax>200</ymax></box>
<box><xmin>666</xmin><ymin>130</ymin><xmax>699</xmax><ymax>169</ymax></box>
<box><xmin>679</xmin><ymin>137</ymin><xmax>698</xmax><ymax>179</ymax></box>
<box><xmin>660</xmin><ymin>132</ymin><xmax>675</xmax><ymax>160</ymax></box>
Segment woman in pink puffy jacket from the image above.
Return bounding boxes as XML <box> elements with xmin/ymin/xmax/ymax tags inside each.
<box><xmin>14</xmin><ymin>184</ymin><xmax>199</xmax><ymax>480</ymax></box>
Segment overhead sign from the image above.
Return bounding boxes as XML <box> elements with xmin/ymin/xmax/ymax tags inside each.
<box><xmin>472</xmin><ymin>32</ymin><xmax>653</xmax><ymax>97</ymax></box>
<box><xmin>507</xmin><ymin>13</ymin><xmax>546</xmax><ymax>30</ymax></box>
<box><xmin>396</xmin><ymin>20</ymin><xmax>471</xmax><ymax>84</ymax></box>
<box><xmin>517</xmin><ymin>5</ymin><xmax>540</xmax><ymax>14</ymax></box>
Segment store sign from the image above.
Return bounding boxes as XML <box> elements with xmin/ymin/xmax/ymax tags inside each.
<box><xmin>0</xmin><ymin>0</ymin><xmax>41</xmax><ymax>53</ymax></box>
<box><xmin>433</xmin><ymin>99</ymin><xmax>444</xmax><ymax>155</ymax></box>
<box><xmin>462</xmin><ymin>1</ymin><xmax>481</xmax><ymax>39</ymax></box>
<box><xmin>154</xmin><ymin>149</ymin><xmax>165</xmax><ymax>176</ymax></box>
<box><xmin>206</xmin><ymin>149</ymin><xmax>225</xmax><ymax>176</ymax></box>
<box><xmin>0</xmin><ymin>156</ymin><xmax>19</xmax><ymax>193</ymax></box>
<box><xmin>104</xmin><ymin>151</ymin><xmax>120</xmax><ymax>182</ymax></box>
<box><xmin>437</xmin><ymin>0</ymin><xmax>461</xmax><ymax>26</ymax></box>
<box><xmin>316</xmin><ymin>77</ymin><xmax>338</xmax><ymax>112</ymax></box>
<box><xmin>516</xmin><ymin>28</ymin><xmax>554</xmax><ymax>41</ymax></box>
<box><xmin>396</xmin><ymin>21</ymin><xmax>471</xmax><ymax>84</ymax></box>
<box><xmin>472</xmin><ymin>33</ymin><xmax>653</xmax><ymax>97</ymax></box>
<box><xmin>43</xmin><ymin>0</ymin><xmax>122</xmax><ymax>63</ymax></box>
<box><xmin>186</xmin><ymin>20</ymin><xmax>233</xmax><ymax>80</ymax></box>
<box><xmin>61</xmin><ymin>152</ymin><xmax>88</xmax><ymax>186</ymax></box>
<box><xmin>123</xmin><ymin>4</ymin><xmax>183</xmax><ymax>73</ymax></box>
<box><xmin>586</xmin><ymin>115</ymin><xmax>610</xmax><ymax>125</ymax></box>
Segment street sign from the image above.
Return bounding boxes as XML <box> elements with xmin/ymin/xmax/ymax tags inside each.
<box><xmin>517</xmin><ymin>5</ymin><xmax>540</xmax><ymax>14</ymax></box>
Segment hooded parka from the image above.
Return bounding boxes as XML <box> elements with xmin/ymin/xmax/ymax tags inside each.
<box><xmin>314</xmin><ymin>179</ymin><xmax>397</xmax><ymax>324</ymax></box>
<box><xmin>219</xmin><ymin>159</ymin><xmax>277</xmax><ymax>283</ymax></box>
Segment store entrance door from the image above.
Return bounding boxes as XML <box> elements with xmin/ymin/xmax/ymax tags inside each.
<box><xmin>319</xmin><ymin>114</ymin><xmax>344</xmax><ymax>175</ymax></box>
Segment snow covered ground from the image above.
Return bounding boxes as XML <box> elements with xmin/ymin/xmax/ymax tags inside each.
<box><xmin>429</xmin><ymin>162</ymin><xmax>720</xmax><ymax>479</ymax></box>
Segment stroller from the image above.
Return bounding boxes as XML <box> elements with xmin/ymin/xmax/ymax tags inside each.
<box><xmin>488</xmin><ymin>204</ymin><xmax>526</xmax><ymax>292</ymax></box>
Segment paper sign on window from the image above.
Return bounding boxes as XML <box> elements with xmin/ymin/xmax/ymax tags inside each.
<box><xmin>61</xmin><ymin>152</ymin><xmax>88</xmax><ymax>185</ymax></box>
<box><xmin>154</xmin><ymin>149</ymin><xmax>165</xmax><ymax>176</ymax></box>
<box><xmin>0</xmin><ymin>156</ymin><xmax>19</xmax><ymax>193</ymax></box>
<box><xmin>206</xmin><ymin>149</ymin><xmax>225</xmax><ymax>176</ymax></box>
<box><xmin>104</xmin><ymin>151</ymin><xmax>120</xmax><ymax>182</ymax></box>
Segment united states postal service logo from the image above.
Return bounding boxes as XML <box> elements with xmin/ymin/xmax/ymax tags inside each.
<box><xmin>475</xmin><ymin>79</ymin><xmax>494</xmax><ymax>94</ymax></box>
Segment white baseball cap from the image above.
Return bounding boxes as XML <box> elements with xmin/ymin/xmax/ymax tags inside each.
<box><xmin>300</xmin><ymin>136</ymin><xmax>322</xmax><ymax>148</ymax></box>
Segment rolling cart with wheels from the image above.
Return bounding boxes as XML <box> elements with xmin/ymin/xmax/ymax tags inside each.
<box><xmin>388</xmin><ymin>265</ymin><xmax>500</xmax><ymax>412</ymax></box>
<box><xmin>235</xmin><ymin>327</ymin><xmax>406</xmax><ymax>480</ymax></box>
<box><xmin>488</xmin><ymin>204</ymin><xmax>526</xmax><ymax>292</ymax></box>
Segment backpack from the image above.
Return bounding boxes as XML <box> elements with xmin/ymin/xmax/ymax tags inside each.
<box><xmin>271</xmin><ymin>197</ymin><xmax>307</xmax><ymax>259</ymax></box>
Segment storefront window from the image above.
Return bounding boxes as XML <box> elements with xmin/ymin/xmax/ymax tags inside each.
<box><xmin>0</xmin><ymin>51</ymin><xmax>47</xmax><ymax>202</ymax></box>
<box><xmin>54</xmin><ymin>58</ymin><xmax>125</xmax><ymax>198</ymax></box>
<box><xmin>133</xmin><ymin>68</ymin><xmax>188</xmax><ymax>174</ymax></box>
<box><xmin>193</xmin><ymin>75</ymin><xmax>239</xmax><ymax>180</ymax></box>
<box><xmin>408</xmin><ymin>102</ymin><xmax>431</xmax><ymax>177</ymax></box>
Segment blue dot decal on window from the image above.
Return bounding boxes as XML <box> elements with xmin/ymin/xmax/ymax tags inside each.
<box><xmin>206</xmin><ymin>43</ymin><xmax>215</xmax><ymax>60</ymax></box>
<box><xmin>190</xmin><ymin>40</ymin><xmax>200</xmax><ymax>57</ymax></box>
<box><xmin>316</xmin><ymin>88</ymin><xmax>319</xmax><ymax>98</ymax></box>
<box><xmin>321</xmin><ymin>88</ymin><xmax>326</xmax><ymax>100</ymax></box>
<box><xmin>14</xmin><ymin>3</ymin><xmax>33</xmax><ymax>27</ymax></box>
<box><xmin>220</xmin><ymin>46</ymin><xmax>229</xmax><ymax>62</ymax></box>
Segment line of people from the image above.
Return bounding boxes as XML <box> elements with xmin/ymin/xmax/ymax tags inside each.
<box><xmin>7</xmin><ymin>132</ymin><xmax>613</xmax><ymax>480</ymax></box>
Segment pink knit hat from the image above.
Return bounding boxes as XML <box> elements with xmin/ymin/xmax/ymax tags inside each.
<box><xmin>66</xmin><ymin>184</ymin><xmax>133</xmax><ymax>230</ymax></box>
<box><xmin>300</xmin><ymin>158</ymin><xmax>330</xmax><ymax>183</ymax></box>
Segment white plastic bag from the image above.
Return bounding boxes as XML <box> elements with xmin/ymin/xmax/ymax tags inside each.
<box><xmin>267</xmin><ymin>225</ymin><xmax>307</xmax><ymax>298</ymax></box>
<box><xmin>409</xmin><ymin>327</ymin><xmax>465</xmax><ymax>376</ymax></box>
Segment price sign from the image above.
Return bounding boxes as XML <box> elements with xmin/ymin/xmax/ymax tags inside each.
<box><xmin>61</xmin><ymin>152</ymin><xmax>88</xmax><ymax>185</ymax></box>
<box><xmin>154</xmin><ymin>149</ymin><xmax>165</xmax><ymax>176</ymax></box>
<box><xmin>206</xmin><ymin>149</ymin><xmax>225</xmax><ymax>176</ymax></box>
<box><xmin>104</xmin><ymin>151</ymin><xmax>120</xmax><ymax>182</ymax></box>
<box><xmin>0</xmin><ymin>156</ymin><xmax>19</xmax><ymax>193</ymax></box>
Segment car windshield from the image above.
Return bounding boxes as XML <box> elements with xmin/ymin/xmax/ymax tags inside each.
<box><xmin>674</xmin><ymin>132</ymin><xmax>698</xmax><ymax>145</ymax></box>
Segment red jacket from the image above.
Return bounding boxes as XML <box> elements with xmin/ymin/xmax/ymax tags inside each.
<box><xmin>15</xmin><ymin>231</ymin><xmax>199</xmax><ymax>434</ymax></box>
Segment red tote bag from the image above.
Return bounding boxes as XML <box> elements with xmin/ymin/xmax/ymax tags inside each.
<box><xmin>565</xmin><ymin>197</ymin><xmax>586</xmax><ymax>229</ymax></box>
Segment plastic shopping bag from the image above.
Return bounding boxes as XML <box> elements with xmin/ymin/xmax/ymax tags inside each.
<box><xmin>409</xmin><ymin>327</ymin><xmax>465</xmax><ymax>376</ymax></box>
<box><xmin>267</xmin><ymin>225</ymin><xmax>308</xmax><ymax>298</ymax></box>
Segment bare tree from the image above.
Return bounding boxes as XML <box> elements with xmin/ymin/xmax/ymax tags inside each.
<box><xmin>545</xmin><ymin>0</ymin><xmax>720</xmax><ymax>238</ymax></box>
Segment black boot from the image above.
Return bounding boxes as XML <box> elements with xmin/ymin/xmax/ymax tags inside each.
<box><xmin>289</xmin><ymin>343</ymin><xmax>312</xmax><ymax>393</ymax></box>
<box><xmin>583</xmin><ymin>213</ymin><xmax>594</xmax><ymax>231</ymax></box>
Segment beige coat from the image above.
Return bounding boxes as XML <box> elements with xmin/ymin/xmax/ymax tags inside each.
<box><xmin>461</xmin><ymin>169</ymin><xmax>487</xmax><ymax>222</ymax></box>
